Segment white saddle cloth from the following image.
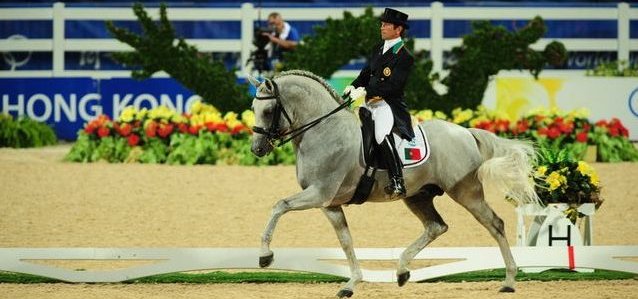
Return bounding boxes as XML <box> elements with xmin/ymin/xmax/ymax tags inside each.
<box><xmin>361</xmin><ymin>123</ymin><xmax>431</xmax><ymax>169</ymax></box>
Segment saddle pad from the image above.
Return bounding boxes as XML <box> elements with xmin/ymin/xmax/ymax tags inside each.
<box><xmin>361</xmin><ymin>124</ymin><xmax>430</xmax><ymax>169</ymax></box>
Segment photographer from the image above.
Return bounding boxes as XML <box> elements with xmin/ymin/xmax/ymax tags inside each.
<box><xmin>262</xmin><ymin>12</ymin><xmax>299</xmax><ymax>70</ymax></box>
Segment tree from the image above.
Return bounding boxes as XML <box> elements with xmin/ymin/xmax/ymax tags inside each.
<box><xmin>283</xmin><ymin>10</ymin><xmax>566</xmax><ymax>113</ymax></box>
<box><xmin>105</xmin><ymin>3</ymin><xmax>251</xmax><ymax>113</ymax></box>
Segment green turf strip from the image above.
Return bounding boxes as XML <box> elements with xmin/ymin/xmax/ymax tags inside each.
<box><xmin>0</xmin><ymin>269</ymin><xmax>634</xmax><ymax>284</ymax></box>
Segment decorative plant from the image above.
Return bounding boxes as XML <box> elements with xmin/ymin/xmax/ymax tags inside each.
<box><xmin>65</xmin><ymin>101</ymin><xmax>295</xmax><ymax>165</ymax></box>
<box><xmin>0</xmin><ymin>113</ymin><xmax>57</xmax><ymax>148</ymax></box>
<box><xmin>105</xmin><ymin>3</ymin><xmax>251</xmax><ymax>113</ymax></box>
<box><xmin>284</xmin><ymin>10</ymin><xmax>567</xmax><ymax>113</ymax></box>
<box><xmin>533</xmin><ymin>147</ymin><xmax>603</xmax><ymax>222</ymax></box>
<box><xmin>586</xmin><ymin>60</ymin><xmax>638</xmax><ymax>77</ymax></box>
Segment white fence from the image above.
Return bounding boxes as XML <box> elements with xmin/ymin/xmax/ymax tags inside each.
<box><xmin>0</xmin><ymin>1</ymin><xmax>636</xmax><ymax>78</ymax></box>
<box><xmin>1</xmin><ymin>246</ymin><xmax>637</xmax><ymax>283</ymax></box>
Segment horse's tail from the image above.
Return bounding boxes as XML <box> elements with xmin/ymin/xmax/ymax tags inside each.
<box><xmin>468</xmin><ymin>128</ymin><xmax>542</xmax><ymax>207</ymax></box>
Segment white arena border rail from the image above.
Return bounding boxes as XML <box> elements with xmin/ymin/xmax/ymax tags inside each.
<box><xmin>0</xmin><ymin>246</ymin><xmax>636</xmax><ymax>283</ymax></box>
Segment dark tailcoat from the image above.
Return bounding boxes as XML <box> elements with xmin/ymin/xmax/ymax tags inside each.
<box><xmin>351</xmin><ymin>40</ymin><xmax>415</xmax><ymax>140</ymax></box>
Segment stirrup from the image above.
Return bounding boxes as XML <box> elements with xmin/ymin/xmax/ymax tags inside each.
<box><xmin>384</xmin><ymin>177</ymin><xmax>406</xmax><ymax>199</ymax></box>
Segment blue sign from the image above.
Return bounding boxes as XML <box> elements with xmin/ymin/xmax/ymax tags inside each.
<box><xmin>0</xmin><ymin>77</ymin><xmax>202</xmax><ymax>140</ymax></box>
<box><xmin>0</xmin><ymin>78</ymin><xmax>98</xmax><ymax>140</ymax></box>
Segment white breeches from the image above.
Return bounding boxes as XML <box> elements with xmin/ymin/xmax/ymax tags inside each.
<box><xmin>361</xmin><ymin>100</ymin><xmax>394</xmax><ymax>144</ymax></box>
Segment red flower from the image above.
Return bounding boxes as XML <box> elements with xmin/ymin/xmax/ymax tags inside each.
<box><xmin>97</xmin><ymin>126</ymin><xmax>110</xmax><ymax>138</ymax></box>
<box><xmin>576</xmin><ymin>131</ymin><xmax>588</xmax><ymax>143</ymax></box>
<box><xmin>557</xmin><ymin>121</ymin><xmax>574</xmax><ymax>134</ymax></box>
<box><xmin>595</xmin><ymin>120</ymin><xmax>608</xmax><ymax>127</ymax></box>
<box><xmin>495</xmin><ymin>119</ymin><xmax>510</xmax><ymax>133</ymax></box>
<box><xmin>145</xmin><ymin>121</ymin><xmax>158</xmax><ymax>138</ymax></box>
<box><xmin>178</xmin><ymin>123</ymin><xmax>189</xmax><ymax>134</ymax></box>
<box><xmin>231</xmin><ymin>124</ymin><xmax>246</xmax><ymax>135</ymax></box>
<box><xmin>609</xmin><ymin>126</ymin><xmax>619</xmax><ymax>137</ymax></box>
<box><xmin>546</xmin><ymin>127</ymin><xmax>561</xmax><ymax>139</ymax></box>
<box><xmin>158</xmin><ymin>123</ymin><xmax>174</xmax><ymax>138</ymax></box>
<box><xmin>84</xmin><ymin>122</ymin><xmax>98</xmax><ymax>134</ymax></box>
<box><xmin>515</xmin><ymin>119</ymin><xmax>529</xmax><ymax>134</ymax></box>
<box><xmin>215</xmin><ymin>123</ymin><xmax>229</xmax><ymax>133</ymax></box>
<box><xmin>582</xmin><ymin>122</ymin><xmax>591</xmax><ymax>132</ymax></box>
<box><xmin>116</xmin><ymin>123</ymin><xmax>132</xmax><ymax>137</ymax></box>
<box><xmin>188</xmin><ymin>125</ymin><xmax>201</xmax><ymax>135</ymax></box>
<box><xmin>537</xmin><ymin>127</ymin><xmax>548</xmax><ymax>136</ymax></box>
<box><xmin>127</xmin><ymin>134</ymin><xmax>140</xmax><ymax>146</ymax></box>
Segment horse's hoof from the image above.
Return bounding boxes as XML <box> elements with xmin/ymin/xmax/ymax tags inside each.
<box><xmin>499</xmin><ymin>286</ymin><xmax>515</xmax><ymax>293</ymax></box>
<box><xmin>259</xmin><ymin>253</ymin><xmax>274</xmax><ymax>268</ymax></box>
<box><xmin>397</xmin><ymin>271</ymin><xmax>410</xmax><ymax>287</ymax></box>
<box><xmin>336</xmin><ymin>289</ymin><xmax>353</xmax><ymax>298</ymax></box>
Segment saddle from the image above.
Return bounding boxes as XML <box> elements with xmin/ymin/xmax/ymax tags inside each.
<box><xmin>350</xmin><ymin>108</ymin><xmax>430</xmax><ymax>204</ymax></box>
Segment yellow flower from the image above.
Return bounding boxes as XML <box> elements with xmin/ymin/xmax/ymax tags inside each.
<box><xmin>577</xmin><ymin>161</ymin><xmax>600</xmax><ymax>187</ymax></box>
<box><xmin>434</xmin><ymin>111</ymin><xmax>448</xmax><ymax>120</ymax></box>
<box><xmin>171</xmin><ymin>114</ymin><xmax>187</xmax><ymax>124</ymax></box>
<box><xmin>414</xmin><ymin>110</ymin><xmax>433</xmax><ymax>121</ymax></box>
<box><xmin>241</xmin><ymin>110</ymin><xmax>255</xmax><ymax>128</ymax></box>
<box><xmin>148</xmin><ymin>105</ymin><xmax>174</xmax><ymax>121</ymax></box>
<box><xmin>546</xmin><ymin>171</ymin><xmax>567</xmax><ymax>191</ymax></box>
<box><xmin>191</xmin><ymin>100</ymin><xmax>202</xmax><ymax>115</ymax></box>
<box><xmin>223</xmin><ymin>112</ymin><xmax>238</xmax><ymax>122</ymax></box>
<box><xmin>535</xmin><ymin>165</ymin><xmax>548</xmax><ymax>177</ymax></box>
<box><xmin>190</xmin><ymin>114</ymin><xmax>204</xmax><ymax>127</ymax></box>
<box><xmin>452</xmin><ymin>108</ymin><xmax>473</xmax><ymax>124</ymax></box>
<box><xmin>203</xmin><ymin>112</ymin><xmax>223</xmax><ymax>124</ymax></box>
<box><xmin>136</xmin><ymin>108</ymin><xmax>148</xmax><ymax>121</ymax></box>
<box><xmin>119</xmin><ymin>106</ymin><xmax>136</xmax><ymax>122</ymax></box>
<box><xmin>570</xmin><ymin>108</ymin><xmax>590</xmax><ymax>119</ymax></box>
<box><xmin>589</xmin><ymin>172</ymin><xmax>600</xmax><ymax>187</ymax></box>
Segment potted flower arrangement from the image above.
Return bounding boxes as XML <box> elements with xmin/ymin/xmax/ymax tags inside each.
<box><xmin>515</xmin><ymin>147</ymin><xmax>603</xmax><ymax>251</ymax></box>
<box><xmin>533</xmin><ymin>147</ymin><xmax>603</xmax><ymax>223</ymax></box>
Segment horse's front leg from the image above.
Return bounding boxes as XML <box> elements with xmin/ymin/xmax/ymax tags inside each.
<box><xmin>259</xmin><ymin>185</ymin><xmax>326</xmax><ymax>267</ymax></box>
<box><xmin>322</xmin><ymin>206</ymin><xmax>362</xmax><ymax>298</ymax></box>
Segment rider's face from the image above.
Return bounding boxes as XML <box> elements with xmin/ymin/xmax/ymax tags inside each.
<box><xmin>380</xmin><ymin>22</ymin><xmax>401</xmax><ymax>40</ymax></box>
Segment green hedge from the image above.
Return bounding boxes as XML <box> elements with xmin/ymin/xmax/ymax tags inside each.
<box><xmin>0</xmin><ymin>114</ymin><xmax>57</xmax><ymax>148</ymax></box>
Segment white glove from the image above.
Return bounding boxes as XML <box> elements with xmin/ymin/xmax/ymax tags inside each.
<box><xmin>343</xmin><ymin>85</ymin><xmax>355</xmax><ymax>97</ymax></box>
<box><xmin>349</xmin><ymin>87</ymin><xmax>367</xmax><ymax>101</ymax></box>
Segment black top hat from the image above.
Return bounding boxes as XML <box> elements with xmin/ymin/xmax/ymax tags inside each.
<box><xmin>380</xmin><ymin>8</ymin><xmax>409</xmax><ymax>29</ymax></box>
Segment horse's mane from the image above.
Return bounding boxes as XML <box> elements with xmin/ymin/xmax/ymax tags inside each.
<box><xmin>274</xmin><ymin>70</ymin><xmax>344</xmax><ymax>104</ymax></box>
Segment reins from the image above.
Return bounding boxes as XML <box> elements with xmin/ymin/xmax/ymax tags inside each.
<box><xmin>253</xmin><ymin>79</ymin><xmax>352</xmax><ymax>147</ymax></box>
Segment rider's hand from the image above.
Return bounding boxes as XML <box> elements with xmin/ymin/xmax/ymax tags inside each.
<box><xmin>343</xmin><ymin>85</ymin><xmax>355</xmax><ymax>97</ymax></box>
<box><xmin>349</xmin><ymin>87</ymin><xmax>367</xmax><ymax>101</ymax></box>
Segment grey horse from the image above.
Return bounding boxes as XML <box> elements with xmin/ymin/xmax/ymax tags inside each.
<box><xmin>247</xmin><ymin>70</ymin><xmax>540</xmax><ymax>298</ymax></box>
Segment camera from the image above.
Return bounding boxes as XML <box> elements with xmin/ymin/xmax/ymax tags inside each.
<box><xmin>247</xmin><ymin>27</ymin><xmax>276</xmax><ymax>73</ymax></box>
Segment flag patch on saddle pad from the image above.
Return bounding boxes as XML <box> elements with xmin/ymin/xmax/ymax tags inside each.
<box><xmin>404</xmin><ymin>147</ymin><xmax>421</xmax><ymax>160</ymax></box>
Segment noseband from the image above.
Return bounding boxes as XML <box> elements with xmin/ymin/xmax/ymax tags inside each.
<box><xmin>252</xmin><ymin>79</ymin><xmax>353</xmax><ymax>147</ymax></box>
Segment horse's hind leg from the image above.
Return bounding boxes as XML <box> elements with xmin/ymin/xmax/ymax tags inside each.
<box><xmin>448</xmin><ymin>179</ymin><xmax>517</xmax><ymax>292</ymax></box>
<box><xmin>322</xmin><ymin>206</ymin><xmax>362</xmax><ymax>298</ymax></box>
<box><xmin>397</xmin><ymin>184</ymin><xmax>448</xmax><ymax>286</ymax></box>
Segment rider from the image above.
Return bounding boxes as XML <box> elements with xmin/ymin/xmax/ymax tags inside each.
<box><xmin>344</xmin><ymin>8</ymin><xmax>414</xmax><ymax>199</ymax></box>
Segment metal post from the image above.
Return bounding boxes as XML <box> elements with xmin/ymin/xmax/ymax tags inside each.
<box><xmin>52</xmin><ymin>2</ymin><xmax>65</xmax><ymax>77</ymax></box>
<box><xmin>240</xmin><ymin>3</ymin><xmax>255</xmax><ymax>75</ymax></box>
<box><xmin>430</xmin><ymin>2</ymin><xmax>444</xmax><ymax>74</ymax></box>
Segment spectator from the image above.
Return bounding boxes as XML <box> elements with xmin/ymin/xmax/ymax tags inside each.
<box><xmin>263</xmin><ymin>12</ymin><xmax>300</xmax><ymax>70</ymax></box>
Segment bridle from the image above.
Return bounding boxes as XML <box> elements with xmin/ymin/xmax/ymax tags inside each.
<box><xmin>252</xmin><ymin>79</ymin><xmax>353</xmax><ymax>147</ymax></box>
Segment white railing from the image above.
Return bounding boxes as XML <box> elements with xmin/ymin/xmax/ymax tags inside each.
<box><xmin>0</xmin><ymin>2</ymin><xmax>635</xmax><ymax>78</ymax></box>
<box><xmin>1</xmin><ymin>246</ymin><xmax>637</xmax><ymax>283</ymax></box>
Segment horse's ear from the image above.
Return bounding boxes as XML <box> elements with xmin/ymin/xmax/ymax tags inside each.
<box><xmin>263</xmin><ymin>78</ymin><xmax>274</xmax><ymax>92</ymax></box>
<box><xmin>246</xmin><ymin>75</ymin><xmax>261</xmax><ymax>88</ymax></box>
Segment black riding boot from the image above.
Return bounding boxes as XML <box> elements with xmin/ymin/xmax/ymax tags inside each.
<box><xmin>379</xmin><ymin>135</ymin><xmax>406</xmax><ymax>199</ymax></box>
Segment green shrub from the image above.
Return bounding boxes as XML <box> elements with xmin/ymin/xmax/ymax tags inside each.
<box><xmin>105</xmin><ymin>3</ymin><xmax>251</xmax><ymax>113</ymax></box>
<box><xmin>0</xmin><ymin>114</ymin><xmax>57</xmax><ymax>148</ymax></box>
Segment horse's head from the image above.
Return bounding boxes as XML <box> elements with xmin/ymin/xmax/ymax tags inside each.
<box><xmin>247</xmin><ymin>76</ymin><xmax>293</xmax><ymax>157</ymax></box>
